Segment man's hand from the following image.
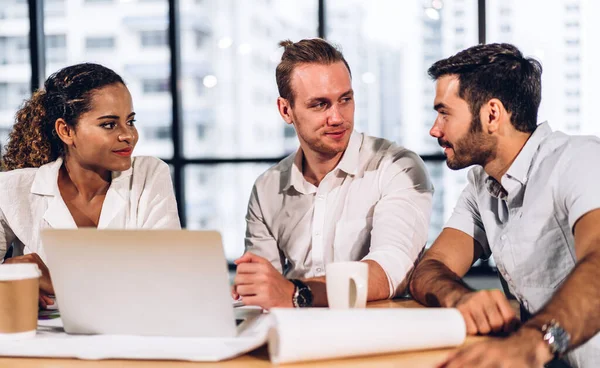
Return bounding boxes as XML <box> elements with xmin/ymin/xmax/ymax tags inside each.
<box><xmin>233</xmin><ymin>252</ymin><xmax>295</xmax><ymax>309</ymax></box>
<box><xmin>453</xmin><ymin>289</ymin><xmax>519</xmax><ymax>335</ymax></box>
<box><xmin>438</xmin><ymin>327</ymin><xmax>553</xmax><ymax>368</ymax></box>
<box><xmin>4</xmin><ymin>253</ymin><xmax>55</xmax><ymax>308</ymax></box>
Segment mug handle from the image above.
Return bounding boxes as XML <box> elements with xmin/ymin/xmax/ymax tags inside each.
<box><xmin>351</xmin><ymin>276</ymin><xmax>367</xmax><ymax>308</ymax></box>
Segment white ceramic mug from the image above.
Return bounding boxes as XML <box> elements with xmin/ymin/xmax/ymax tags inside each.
<box><xmin>326</xmin><ymin>262</ymin><xmax>368</xmax><ymax>309</ymax></box>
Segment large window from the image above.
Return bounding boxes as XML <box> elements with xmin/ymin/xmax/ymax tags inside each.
<box><xmin>486</xmin><ymin>0</ymin><xmax>600</xmax><ymax>138</ymax></box>
<box><xmin>0</xmin><ymin>0</ymin><xmax>30</xmax><ymax>149</ymax></box>
<box><xmin>179</xmin><ymin>1</ymin><xmax>318</xmax><ymax>257</ymax></box>
<box><xmin>10</xmin><ymin>0</ymin><xmax>591</xmax><ymax>273</ymax></box>
<box><xmin>42</xmin><ymin>0</ymin><xmax>173</xmax><ymax>158</ymax></box>
<box><xmin>180</xmin><ymin>1</ymin><xmax>317</xmax><ymax>159</ymax></box>
<box><xmin>326</xmin><ymin>0</ymin><xmax>478</xmax><ymax>246</ymax></box>
<box><xmin>0</xmin><ymin>0</ymin><xmax>483</xmax><ymax>263</ymax></box>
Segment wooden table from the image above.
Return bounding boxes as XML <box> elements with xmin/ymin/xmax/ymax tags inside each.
<box><xmin>0</xmin><ymin>299</ymin><xmax>505</xmax><ymax>368</ymax></box>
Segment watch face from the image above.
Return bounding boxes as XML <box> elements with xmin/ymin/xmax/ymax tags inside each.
<box><xmin>291</xmin><ymin>279</ymin><xmax>313</xmax><ymax>308</ymax></box>
<box><xmin>543</xmin><ymin>320</ymin><xmax>571</xmax><ymax>355</ymax></box>
<box><xmin>295</xmin><ymin>283</ymin><xmax>313</xmax><ymax>307</ymax></box>
<box><xmin>548</xmin><ymin>325</ymin><xmax>570</xmax><ymax>354</ymax></box>
<box><xmin>298</xmin><ymin>288</ymin><xmax>312</xmax><ymax>307</ymax></box>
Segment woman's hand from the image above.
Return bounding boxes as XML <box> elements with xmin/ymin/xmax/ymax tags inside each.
<box><xmin>4</xmin><ymin>253</ymin><xmax>55</xmax><ymax>308</ymax></box>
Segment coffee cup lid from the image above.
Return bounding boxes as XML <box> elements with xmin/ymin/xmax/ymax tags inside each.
<box><xmin>0</xmin><ymin>264</ymin><xmax>42</xmax><ymax>281</ymax></box>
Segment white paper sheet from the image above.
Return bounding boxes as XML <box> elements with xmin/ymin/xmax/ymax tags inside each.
<box><xmin>268</xmin><ymin>308</ymin><xmax>466</xmax><ymax>364</ymax></box>
<box><xmin>0</xmin><ymin>314</ymin><xmax>272</xmax><ymax>362</ymax></box>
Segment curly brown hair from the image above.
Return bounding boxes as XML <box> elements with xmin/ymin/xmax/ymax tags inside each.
<box><xmin>1</xmin><ymin>63</ymin><xmax>125</xmax><ymax>171</ymax></box>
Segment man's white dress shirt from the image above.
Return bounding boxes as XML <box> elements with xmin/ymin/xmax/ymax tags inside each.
<box><xmin>445</xmin><ymin>122</ymin><xmax>600</xmax><ymax>368</ymax></box>
<box><xmin>245</xmin><ymin>131</ymin><xmax>433</xmax><ymax>297</ymax></box>
<box><xmin>0</xmin><ymin>156</ymin><xmax>181</xmax><ymax>261</ymax></box>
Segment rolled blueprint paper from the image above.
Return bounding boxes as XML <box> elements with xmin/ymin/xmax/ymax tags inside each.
<box><xmin>268</xmin><ymin>308</ymin><xmax>466</xmax><ymax>364</ymax></box>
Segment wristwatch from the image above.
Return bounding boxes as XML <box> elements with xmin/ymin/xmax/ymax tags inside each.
<box><xmin>540</xmin><ymin>319</ymin><xmax>571</xmax><ymax>358</ymax></box>
<box><xmin>289</xmin><ymin>279</ymin><xmax>313</xmax><ymax>308</ymax></box>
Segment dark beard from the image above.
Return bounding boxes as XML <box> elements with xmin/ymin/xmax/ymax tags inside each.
<box><xmin>444</xmin><ymin>115</ymin><xmax>496</xmax><ymax>170</ymax></box>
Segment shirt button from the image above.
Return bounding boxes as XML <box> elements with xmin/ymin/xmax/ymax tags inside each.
<box><xmin>500</xmin><ymin>235</ymin><xmax>507</xmax><ymax>241</ymax></box>
<box><xmin>316</xmin><ymin>268</ymin><xmax>322</xmax><ymax>273</ymax></box>
<box><xmin>317</xmin><ymin>194</ymin><xmax>325</xmax><ymax>200</ymax></box>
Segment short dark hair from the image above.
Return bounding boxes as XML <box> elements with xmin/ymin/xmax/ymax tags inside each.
<box><xmin>276</xmin><ymin>38</ymin><xmax>351</xmax><ymax>107</ymax></box>
<box><xmin>428</xmin><ymin>43</ymin><xmax>542</xmax><ymax>132</ymax></box>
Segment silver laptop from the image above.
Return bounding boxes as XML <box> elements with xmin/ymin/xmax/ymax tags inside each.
<box><xmin>42</xmin><ymin>229</ymin><xmax>249</xmax><ymax>338</ymax></box>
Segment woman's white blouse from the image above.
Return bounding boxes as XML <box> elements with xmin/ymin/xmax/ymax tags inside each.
<box><xmin>0</xmin><ymin>156</ymin><xmax>181</xmax><ymax>261</ymax></box>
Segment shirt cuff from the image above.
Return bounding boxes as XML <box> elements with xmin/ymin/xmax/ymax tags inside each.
<box><xmin>362</xmin><ymin>251</ymin><xmax>414</xmax><ymax>298</ymax></box>
<box><xmin>568</xmin><ymin>199</ymin><xmax>600</xmax><ymax>232</ymax></box>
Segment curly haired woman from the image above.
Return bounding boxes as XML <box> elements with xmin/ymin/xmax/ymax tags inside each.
<box><xmin>0</xmin><ymin>63</ymin><xmax>181</xmax><ymax>307</ymax></box>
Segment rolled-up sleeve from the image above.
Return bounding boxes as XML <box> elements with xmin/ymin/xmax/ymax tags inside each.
<box><xmin>244</xmin><ymin>184</ymin><xmax>285</xmax><ymax>273</ymax></box>
<box><xmin>444</xmin><ymin>168</ymin><xmax>490</xmax><ymax>257</ymax></box>
<box><xmin>361</xmin><ymin>151</ymin><xmax>433</xmax><ymax>298</ymax></box>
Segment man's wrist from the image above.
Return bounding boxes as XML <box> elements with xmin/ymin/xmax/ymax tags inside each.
<box><xmin>517</xmin><ymin>325</ymin><xmax>555</xmax><ymax>365</ymax></box>
<box><xmin>284</xmin><ymin>280</ymin><xmax>295</xmax><ymax>307</ymax></box>
<box><xmin>443</xmin><ymin>287</ymin><xmax>472</xmax><ymax>308</ymax></box>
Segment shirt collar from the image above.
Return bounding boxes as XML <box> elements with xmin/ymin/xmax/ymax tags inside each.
<box><xmin>290</xmin><ymin>149</ymin><xmax>312</xmax><ymax>194</ymax></box>
<box><xmin>282</xmin><ymin>130</ymin><xmax>362</xmax><ymax>194</ymax></box>
<box><xmin>336</xmin><ymin>130</ymin><xmax>361</xmax><ymax>176</ymax></box>
<box><xmin>504</xmin><ymin>121</ymin><xmax>552</xmax><ymax>185</ymax></box>
<box><xmin>484</xmin><ymin>122</ymin><xmax>552</xmax><ymax>199</ymax></box>
<box><xmin>30</xmin><ymin>156</ymin><xmax>134</xmax><ymax>196</ymax></box>
<box><xmin>30</xmin><ymin>158</ymin><xmax>63</xmax><ymax>196</ymax></box>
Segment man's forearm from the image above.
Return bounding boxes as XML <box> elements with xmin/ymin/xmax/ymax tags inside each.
<box><xmin>410</xmin><ymin>258</ymin><xmax>474</xmax><ymax>307</ymax></box>
<box><xmin>523</xmin><ymin>251</ymin><xmax>600</xmax><ymax>349</ymax></box>
<box><xmin>363</xmin><ymin>260</ymin><xmax>393</xmax><ymax>301</ymax></box>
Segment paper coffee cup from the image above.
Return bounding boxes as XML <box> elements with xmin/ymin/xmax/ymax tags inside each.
<box><xmin>0</xmin><ymin>263</ymin><xmax>41</xmax><ymax>339</ymax></box>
